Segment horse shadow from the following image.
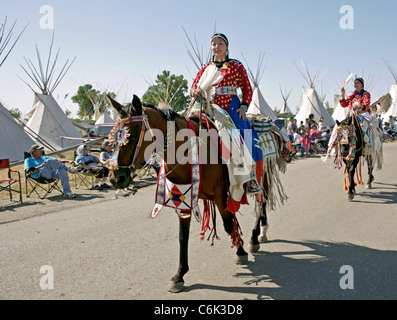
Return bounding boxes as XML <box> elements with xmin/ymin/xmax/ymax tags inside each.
<box><xmin>184</xmin><ymin>239</ymin><xmax>397</xmax><ymax>300</ymax></box>
<box><xmin>353</xmin><ymin>182</ymin><xmax>397</xmax><ymax>204</ymax></box>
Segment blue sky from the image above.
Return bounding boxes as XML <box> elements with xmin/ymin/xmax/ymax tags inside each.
<box><xmin>1</xmin><ymin>0</ymin><xmax>397</xmax><ymax>117</ymax></box>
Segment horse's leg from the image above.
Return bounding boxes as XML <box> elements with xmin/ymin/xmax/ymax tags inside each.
<box><xmin>366</xmin><ymin>155</ymin><xmax>374</xmax><ymax>189</ymax></box>
<box><xmin>258</xmin><ymin>204</ymin><xmax>269</xmax><ymax>243</ymax></box>
<box><xmin>249</xmin><ymin>202</ymin><xmax>269</xmax><ymax>253</ymax></box>
<box><xmin>258</xmin><ymin>171</ymin><xmax>269</xmax><ymax>243</ymax></box>
<box><xmin>169</xmin><ymin>214</ymin><xmax>191</xmax><ymax>293</ymax></box>
<box><xmin>347</xmin><ymin>157</ymin><xmax>360</xmax><ymax>201</ymax></box>
<box><xmin>219</xmin><ymin>209</ymin><xmax>248</xmax><ymax>264</ymax></box>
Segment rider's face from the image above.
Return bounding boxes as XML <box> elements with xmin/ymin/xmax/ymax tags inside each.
<box><xmin>354</xmin><ymin>80</ymin><xmax>363</xmax><ymax>91</ymax></box>
<box><xmin>211</xmin><ymin>38</ymin><xmax>227</xmax><ymax>61</ymax></box>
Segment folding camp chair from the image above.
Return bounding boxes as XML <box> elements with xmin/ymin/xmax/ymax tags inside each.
<box><xmin>72</xmin><ymin>150</ymin><xmax>95</xmax><ymax>190</ymax></box>
<box><xmin>24</xmin><ymin>152</ymin><xmax>63</xmax><ymax>199</ymax></box>
<box><xmin>0</xmin><ymin>158</ymin><xmax>22</xmax><ymax>203</ymax></box>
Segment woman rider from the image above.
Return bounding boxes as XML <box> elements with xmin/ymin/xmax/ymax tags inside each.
<box><xmin>190</xmin><ymin>33</ymin><xmax>262</xmax><ymax>212</ymax></box>
<box><xmin>340</xmin><ymin>77</ymin><xmax>375</xmax><ymax>144</ymax></box>
<box><xmin>340</xmin><ymin>77</ymin><xmax>372</xmax><ymax>115</ymax></box>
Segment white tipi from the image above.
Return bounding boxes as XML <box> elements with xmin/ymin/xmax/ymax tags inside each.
<box><xmin>0</xmin><ymin>101</ymin><xmax>35</xmax><ymax>161</ymax></box>
<box><xmin>0</xmin><ymin>17</ymin><xmax>32</xmax><ymax>161</ymax></box>
<box><xmin>294</xmin><ymin>61</ymin><xmax>335</xmax><ymax>128</ymax></box>
<box><xmin>95</xmin><ymin>110</ymin><xmax>114</xmax><ymax>124</ymax></box>
<box><xmin>18</xmin><ymin>32</ymin><xmax>81</xmax><ymax>150</ymax></box>
<box><xmin>280</xmin><ymin>86</ymin><xmax>293</xmax><ymax>115</ymax></box>
<box><xmin>244</xmin><ymin>53</ymin><xmax>289</xmax><ymax>141</ymax></box>
<box><xmin>382</xmin><ymin>59</ymin><xmax>397</xmax><ymax>120</ymax></box>
<box><xmin>332</xmin><ymin>93</ymin><xmax>349</xmax><ymax>122</ymax></box>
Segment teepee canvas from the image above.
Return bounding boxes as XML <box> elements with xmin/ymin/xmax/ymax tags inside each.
<box><xmin>95</xmin><ymin>111</ymin><xmax>114</xmax><ymax>124</ymax></box>
<box><xmin>332</xmin><ymin>93</ymin><xmax>349</xmax><ymax>122</ymax></box>
<box><xmin>293</xmin><ymin>61</ymin><xmax>335</xmax><ymax>128</ymax></box>
<box><xmin>25</xmin><ymin>93</ymin><xmax>81</xmax><ymax>149</ymax></box>
<box><xmin>18</xmin><ymin>32</ymin><xmax>81</xmax><ymax>150</ymax></box>
<box><xmin>0</xmin><ymin>101</ymin><xmax>35</xmax><ymax>161</ymax></box>
<box><xmin>280</xmin><ymin>86</ymin><xmax>293</xmax><ymax>114</ymax></box>
<box><xmin>0</xmin><ymin>17</ymin><xmax>31</xmax><ymax>161</ymax></box>
<box><xmin>382</xmin><ymin>59</ymin><xmax>397</xmax><ymax>119</ymax></box>
<box><xmin>244</xmin><ymin>53</ymin><xmax>289</xmax><ymax>141</ymax></box>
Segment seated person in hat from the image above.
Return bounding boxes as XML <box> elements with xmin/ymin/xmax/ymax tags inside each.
<box><xmin>75</xmin><ymin>144</ymin><xmax>110</xmax><ymax>190</ymax></box>
<box><xmin>98</xmin><ymin>140</ymin><xmax>114</xmax><ymax>188</ymax></box>
<box><xmin>24</xmin><ymin>144</ymin><xmax>79</xmax><ymax>198</ymax></box>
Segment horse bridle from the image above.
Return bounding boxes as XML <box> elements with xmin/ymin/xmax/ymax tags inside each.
<box><xmin>111</xmin><ymin>113</ymin><xmax>149</xmax><ymax>171</ymax></box>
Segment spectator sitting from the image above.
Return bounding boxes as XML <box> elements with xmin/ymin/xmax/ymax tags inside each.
<box><xmin>292</xmin><ymin>131</ymin><xmax>305</xmax><ymax>157</ymax></box>
<box><xmin>321</xmin><ymin>129</ymin><xmax>331</xmax><ymax>149</ymax></box>
<box><xmin>310</xmin><ymin>125</ymin><xmax>323</xmax><ymax>140</ymax></box>
<box><xmin>75</xmin><ymin>144</ymin><xmax>110</xmax><ymax>190</ymax></box>
<box><xmin>24</xmin><ymin>144</ymin><xmax>79</xmax><ymax>198</ymax></box>
<box><xmin>318</xmin><ymin>116</ymin><xmax>327</xmax><ymax>131</ymax></box>
<box><xmin>99</xmin><ymin>140</ymin><xmax>114</xmax><ymax>188</ymax></box>
<box><xmin>310</xmin><ymin>124</ymin><xmax>327</xmax><ymax>152</ymax></box>
<box><xmin>382</xmin><ymin>122</ymin><xmax>397</xmax><ymax>140</ymax></box>
<box><xmin>308</xmin><ymin>113</ymin><xmax>319</xmax><ymax>128</ymax></box>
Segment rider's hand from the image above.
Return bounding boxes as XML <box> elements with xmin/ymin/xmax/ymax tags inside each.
<box><xmin>190</xmin><ymin>88</ymin><xmax>202</xmax><ymax>99</ymax></box>
<box><xmin>237</xmin><ymin>108</ymin><xmax>247</xmax><ymax>121</ymax></box>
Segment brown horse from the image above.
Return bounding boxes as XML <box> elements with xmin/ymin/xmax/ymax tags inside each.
<box><xmin>107</xmin><ymin>95</ymin><xmax>284</xmax><ymax>292</ymax></box>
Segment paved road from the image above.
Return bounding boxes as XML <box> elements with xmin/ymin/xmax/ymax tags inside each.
<box><xmin>1</xmin><ymin>143</ymin><xmax>396</xmax><ymax>300</ymax></box>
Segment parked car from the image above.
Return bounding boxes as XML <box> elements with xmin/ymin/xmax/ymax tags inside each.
<box><xmin>82</xmin><ymin>123</ymin><xmax>115</xmax><ymax>146</ymax></box>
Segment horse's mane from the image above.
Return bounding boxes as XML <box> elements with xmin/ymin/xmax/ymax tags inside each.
<box><xmin>143</xmin><ymin>104</ymin><xmax>185</xmax><ymax>123</ymax></box>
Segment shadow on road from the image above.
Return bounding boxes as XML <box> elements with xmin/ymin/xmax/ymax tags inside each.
<box><xmin>353</xmin><ymin>182</ymin><xmax>397</xmax><ymax>204</ymax></box>
<box><xmin>184</xmin><ymin>239</ymin><xmax>397</xmax><ymax>300</ymax></box>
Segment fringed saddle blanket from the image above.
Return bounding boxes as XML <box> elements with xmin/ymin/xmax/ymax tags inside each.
<box><xmin>150</xmin><ymin>120</ymin><xmax>202</xmax><ymax>222</ymax></box>
<box><xmin>247</xmin><ymin>114</ymin><xmax>289</xmax><ymax>211</ymax></box>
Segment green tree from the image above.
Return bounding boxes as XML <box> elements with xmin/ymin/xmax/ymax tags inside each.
<box><xmin>8</xmin><ymin>107</ymin><xmax>22</xmax><ymax>118</ymax></box>
<box><xmin>72</xmin><ymin>84</ymin><xmax>98</xmax><ymax>119</ymax></box>
<box><xmin>72</xmin><ymin>84</ymin><xmax>116</xmax><ymax>119</ymax></box>
<box><xmin>142</xmin><ymin>70</ymin><xmax>189</xmax><ymax>111</ymax></box>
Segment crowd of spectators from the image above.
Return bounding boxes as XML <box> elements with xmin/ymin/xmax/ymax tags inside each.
<box><xmin>287</xmin><ymin>114</ymin><xmax>332</xmax><ymax>158</ymax></box>
<box><xmin>377</xmin><ymin>114</ymin><xmax>397</xmax><ymax>141</ymax></box>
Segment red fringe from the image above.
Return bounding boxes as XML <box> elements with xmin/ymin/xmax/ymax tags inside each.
<box><xmin>200</xmin><ymin>200</ymin><xmax>220</xmax><ymax>245</ymax></box>
<box><xmin>225</xmin><ymin>193</ymin><xmax>248</xmax><ymax>213</ymax></box>
<box><xmin>230</xmin><ymin>211</ymin><xmax>243</xmax><ymax>248</ymax></box>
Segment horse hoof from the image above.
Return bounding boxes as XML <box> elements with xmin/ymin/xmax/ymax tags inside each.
<box><xmin>235</xmin><ymin>253</ymin><xmax>249</xmax><ymax>265</ymax></box>
<box><xmin>347</xmin><ymin>193</ymin><xmax>354</xmax><ymax>201</ymax></box>
<box><xmin>366</xmin><ymin>184</ymin><xmax>372</xmax><ymax>189</ymax></box>
<box><xmin>248</xmin><ymin>243</ymin><xmax>260</xmax><ymax>254</ymax></box>
<box><xmin>258</xmin><ymin>235</ymin><xmax>268</xmax><ymax>243</ymax></box>
<box><xmin>168</xmin><ymin>281</ymin><xmax>185</xmax><ymax>293</ymax></box>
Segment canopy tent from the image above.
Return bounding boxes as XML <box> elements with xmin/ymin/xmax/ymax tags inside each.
<box><xmin>0</xmin><ymin>102</ymin><xmax>35</xmax><ymax>161</ymax></box>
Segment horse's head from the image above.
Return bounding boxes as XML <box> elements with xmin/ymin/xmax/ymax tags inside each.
<box><xmin>107</xmin><ymin>94</ymin><xmax>145</xmax><ymax>189</ymax></box>
<box><xmin>336</xmin><ymin>118</ymin><xmax>354</xmax><ymax>158</ymax></box>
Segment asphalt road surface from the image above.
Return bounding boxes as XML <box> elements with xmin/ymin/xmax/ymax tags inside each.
<box><xmin>1</xmin><ymin>143</ymin><xmax>396</xmax><ymax>300</ymax></box>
